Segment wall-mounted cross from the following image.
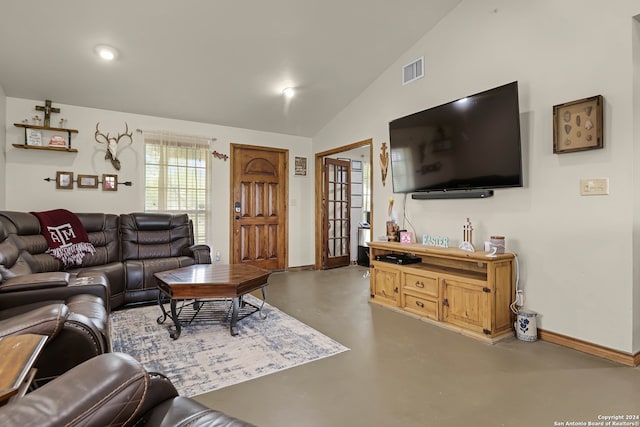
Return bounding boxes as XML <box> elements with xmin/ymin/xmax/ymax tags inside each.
<box><xmin>35</xmin><ymin>100</ymin><xmax>60</xmax><ymax>128</ymax></box>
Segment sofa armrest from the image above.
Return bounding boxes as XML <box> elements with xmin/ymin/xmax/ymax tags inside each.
<box><xmin>0</xmin><ymin>282</ymin><xmax>108</xmax><ymax>312</ymax></box>
<box><xmin>0</xmin><ymin>303</ymin><xmax>68</xmax><ymax>339</ymax></box>
<box><xmin>185</xmin><ymin>244</ymin><xmax>211</xmax><ymax>264</ymax></box>
<box><xmin>0</xmin><ymin>272</ymin><xmax>70</xmax><ymax>293</ymax></box>
<box><xmin>0</xmin><ymin>353</ymin><xmax>149</xmax><ymax>427</ymax></box>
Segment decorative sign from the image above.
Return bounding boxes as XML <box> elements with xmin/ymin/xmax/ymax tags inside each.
<box><xmin>400</xmin><ymin>231</ymin><xmax>413</xmax><ymax>244</ymax></box>
<box><xmin>26</xmin><ymin>129</ymin><xmax>42</xmax><ymax>146</ymax></box>
<box><xmin>422</xmin><ymin>234</ymin><xmax>449</xmax><ymax>248</ymax></box>
<box><xmin>295</xmin><ymin>156</ymin><xmax>307</xmax><ymax>176</ymax></box>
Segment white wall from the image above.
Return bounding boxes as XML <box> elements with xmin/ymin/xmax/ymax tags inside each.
<box><xmin>313</xmin><ymin>0</ymin><xmax>640</xmax><ymax>353</ymax></box>
<box><xmin>5</xmin><ymin>97</ymin><xmax>314</xmax><ymax>268</ymax></box>
<box><xmin>0</xmin><ymin>84</ymin><xmax>6</xmax><ymax>209</ymax></box>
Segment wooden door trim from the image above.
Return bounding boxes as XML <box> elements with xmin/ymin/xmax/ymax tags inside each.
<box><xmin>230</xmin><ymin>143</ymin><xmax>289</xmax><ymax>270</ymax></box>
<box><xmin>314</xmin><ymin>138</ymin><xmax>373</xmax><ymax>270</ymax></box>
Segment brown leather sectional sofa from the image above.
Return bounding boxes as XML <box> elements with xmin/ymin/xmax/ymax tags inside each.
<box><xmin>0</xmin><ymin>211</ymin><xmax>211</xmax><ymax>310</ymax></box>
<box><xmin>0</xmin><ymin>211</ymin><xmax>253</xmax><ymax>426</ymax></box>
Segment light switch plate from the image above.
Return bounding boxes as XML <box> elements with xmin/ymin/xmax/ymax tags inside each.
<box><xmin>580</xmin><ymin>178</ymin><xmax>609</xmax><ymax>196</ymax></box>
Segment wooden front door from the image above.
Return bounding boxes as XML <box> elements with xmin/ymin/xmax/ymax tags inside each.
<box><xmin>322</xmin><ymin>158</ymin><xmax>351</xmax><ymax>269</ymax></box>
<box><xmin>231</xmin><ymin>145</ymin><xmax>288</xmax><ymax>270</ymax></box>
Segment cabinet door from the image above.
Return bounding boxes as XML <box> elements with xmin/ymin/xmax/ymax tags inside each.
<box><xmin>371</xmin><ymin>263</ymin><xmax>400</xmax><ymax>306</ymax></box>
<box><xmin>442</xmin><ymin>278</ymin><xmax>491</xmax><ymax>335</ymax></box>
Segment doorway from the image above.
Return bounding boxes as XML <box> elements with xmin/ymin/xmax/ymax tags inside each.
<box><xmin>230</xmin><ymin>144</ymin><xmax>288</xmax><ymax>270</ymax></box>
<box><xmin>315</xmin><ymin>139</ymin><xmax>373</xmax><ymax>270</ymax></box>
<box><xmin>323</xmin><ymin>157</ymin><xmax>351</xmax><ymax>269</ymax></box>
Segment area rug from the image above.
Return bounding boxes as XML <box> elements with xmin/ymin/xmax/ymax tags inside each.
<box><xmin>110</xmin><ymin>295</ymin><xmax>349</xmax><ymax>397</ymax></box>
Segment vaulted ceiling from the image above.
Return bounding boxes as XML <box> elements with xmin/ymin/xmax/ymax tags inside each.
<box><xmin>0</xmin><ymin>1</ymin><xmax>461</xmax><ymax>137</ymax></box>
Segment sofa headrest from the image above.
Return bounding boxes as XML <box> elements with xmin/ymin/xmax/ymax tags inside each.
<box><xmin>0</xmin><ymin>211</ymin><xmax>41</xmax><ymax>235</ymax></box>
<box><xmin>124</xmin><ymin>213</ymin><xmax>189</xmax><ymax>231</ymax></box>
<box><xmin>75</xmin><ymin>213</ymin><xmax>119</xmax><ymax>233</ymax></box>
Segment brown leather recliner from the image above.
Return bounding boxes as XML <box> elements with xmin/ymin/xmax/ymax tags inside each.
<box><xmin>0</xmin><ymin>221</ymin><xmax>111</xmax><ymax>384</ymax></box>
<box><xmin>120</xmin><ymin>212</ymin><xmax>211</xmax><ymax>305</ymax></box>
<box><xmin>0</xmin><ymin>352</ymin><xmax>255</xmax><ymax>427</ymax></box>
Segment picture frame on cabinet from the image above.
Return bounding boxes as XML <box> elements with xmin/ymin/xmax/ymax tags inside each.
<box><xmin>77</xmin><ymin>174</ymin><xmax>99</xmax><ymax>188</ymax></box>
<box><xmin>56</xmin><ymin>171</ymin><xmax>73</xmax><ymax>190</ymax></box>
<box><xmin>553</xmin><ymin>95</ymin><xmax>603</xmax><ymax>154</ymax></box>
<box><xmin>102</xmin><ymin>174</ymin><xmax>118</xmax><ymax>191</ymax></box>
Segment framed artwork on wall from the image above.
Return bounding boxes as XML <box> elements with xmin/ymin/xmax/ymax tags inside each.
<box><xmin>294</xmin><ymin>157</ymin><xmax>307</xmax><ymax>176</ymax></box>
<box><xmin>102</xmin><ymin>174</ymin><xmax>118</xmax><ymax>191</ymax></box>
<box><xmin>56</xmin><ymin>171</ymin><xmax>73</xmax><ymax>190</ymax></box>
<box><xmin>553</xmin><ymin>95</ymin><xmax>603</xmax><ymax>154</ymax></box>
<box><xmin>77</xmin><ymin>174</ymin><xmax>99</xmax><ymax>188</ymax></box>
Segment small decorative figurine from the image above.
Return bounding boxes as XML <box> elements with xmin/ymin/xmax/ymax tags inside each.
<box><xmin>458</xmin><ymin>217</ymin><xmax>475</xmax><ymax>252</ymax></box>
<box><xmin>33</xmin><ymin>115</ymin><xmax>41</xmax><ymax>126</ymax></box>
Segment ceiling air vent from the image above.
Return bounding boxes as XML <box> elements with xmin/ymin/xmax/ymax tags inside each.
<box><xmin>402</xmin><ymin>57</ymin><xmax>424</xmax><ymax>85</ymax></box>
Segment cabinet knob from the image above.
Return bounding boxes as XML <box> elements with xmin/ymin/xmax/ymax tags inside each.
<box><xmin>415</xmin><ymin>301</ymin><xmax>425</xmax><ymax>308</ymax></box>
<box><xmin>415</xmin><ymin>281</ymin><xmax>424</xmax><ymax>288</ymax></box>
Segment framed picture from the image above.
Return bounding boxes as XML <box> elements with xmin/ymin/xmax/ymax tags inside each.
<box><xmin>26</xmin><ymin>129</ymin><xmax>43</xmax><ymax>146</ymax></box>
<box><xmin>294</xmin><ymin>157</ymin><xmax>307</xmax><ymax>176</ymax></box>
<box><xmin>56</xmin><ymin>171</ymin><xmax>73</xmax><ymax>189</ymax></box>
<box><xmin>77</xmin><ymin>174</ymin><xmax>99</xmax><ymax>188</ymax></box>
<box><xmin>553</xmin><ymin>95</ymin><xmax>603</xmax><ymax>154</ymax></box>
<box><xmin>102</xmin><ymin>174</ymin><xmax>118</xmax><ymax>191</ymax></box>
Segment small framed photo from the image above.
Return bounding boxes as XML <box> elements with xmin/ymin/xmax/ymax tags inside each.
<box><xmin>553</xmin><ymin>95</ymin><xmax>603</xmax><ymax>154</ymax></box>
<box><xmin>77</xmin><ymin>174</ymin><xmax>99</xmax><ymax>188</ymax></box>
<box><xmin>26</xmin><ymin>129</ymin><xmax>43</xmax><ymax>146</ymax></box>
<box><xmin>294</xmin><ymin>156</ymin><xmax>307</xmax><ymax>176</ymax></box>
<box><xmin>56</xmin><ymin>171</ymin><xmax>74</xmax><ymax>190</ymax></box>
<box><xmin>102</xmin><ymin>174</ymin><xmax>118</xmax><ymax>191</ymax></box>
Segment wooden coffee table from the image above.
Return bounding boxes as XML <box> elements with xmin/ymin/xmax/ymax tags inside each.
<box><xmin>154</xmin><ymin>264</ymin><xmax>271</xmax><ymax>339</ymax></box>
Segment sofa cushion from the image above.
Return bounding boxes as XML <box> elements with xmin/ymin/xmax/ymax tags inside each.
<box><xmin>0</xmin><ymin>272</ymin><xmax>70</xmax><ymax>292</ymax></box>
<box><xmin>123</xmin><ymin>257</ymin><xmax>195</xmax><ymax>305</ymax></box>
<box><xmin>75</xmin><ymin>213</ymin><xmax>120</xmax><ymax>266</ymax></box>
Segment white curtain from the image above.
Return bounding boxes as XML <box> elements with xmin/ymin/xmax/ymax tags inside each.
<box><xmin>143</xmin><ymin>131</ymin><xmax>212</xmax><ymax>245</ymax></box>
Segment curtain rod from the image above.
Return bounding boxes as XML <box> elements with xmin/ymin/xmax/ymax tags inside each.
<box><xmin>136</xmin><ymin>128</ymin><xmax>217</xmax><ymax>142</ymax></box>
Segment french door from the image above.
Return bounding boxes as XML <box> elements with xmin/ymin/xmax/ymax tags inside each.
<box><xmin>322</xmin><ymin>158</ymin><xmax>351</xmax><ymax>269</ymax></box>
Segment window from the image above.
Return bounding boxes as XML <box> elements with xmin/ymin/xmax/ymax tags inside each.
<box><xmin>144</xmin><ymin>132</ymin><xmax>211</xmax><ymax>245</ymax></box>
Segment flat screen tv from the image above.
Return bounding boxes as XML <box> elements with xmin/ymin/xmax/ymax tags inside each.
<box><xmin>389</xmin><ymin>81</ymin><xmax>522</xmax><ymax>196</ymax></box>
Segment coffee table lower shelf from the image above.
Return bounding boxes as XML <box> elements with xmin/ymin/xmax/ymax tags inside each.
<box><xmin>157</xmin><ymin>289</ymin><xmax>267</xmax><ymax>339</ymax></box>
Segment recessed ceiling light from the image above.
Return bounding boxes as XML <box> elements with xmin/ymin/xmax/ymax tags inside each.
<box><xmin>95</xmin><ymin>45</ymin><xmax>118</xmax><ymax>61</ymax></box>
<box><xmin>282</xmin><ymin>87</ymin><xmax>295</xmax><ymax>98</ymax></box>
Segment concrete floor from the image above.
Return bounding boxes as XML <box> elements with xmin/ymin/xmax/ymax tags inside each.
<box><xmin>195</xmin><ymin>266</ymin><xmax>640</xmax><ymax>427</ymax></box>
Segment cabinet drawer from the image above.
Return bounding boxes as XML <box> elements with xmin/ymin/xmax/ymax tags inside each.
<box><xmin>403</xmin><ymin>273</ymin><xmax>438</xmax><ymax>297</ymax></box>
<box><xmin>402</xmin><ymin>292</ymin><xmax>438</xmax><ymax>320</ymax></box>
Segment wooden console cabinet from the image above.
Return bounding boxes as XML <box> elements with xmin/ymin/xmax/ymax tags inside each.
<box><xmin>369</xmin><ymin>242</ymin><xmax>515</xmax><ymax>342</ymax></box>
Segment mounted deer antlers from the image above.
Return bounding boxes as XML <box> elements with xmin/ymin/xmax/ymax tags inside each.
<box><xmin>94</xmin><ymin>122</ymin><xmax>133</xmax><ymax>170</ymax></box>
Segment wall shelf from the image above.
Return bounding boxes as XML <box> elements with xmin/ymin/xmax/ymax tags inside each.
<box><xmin>13</xmin><ymin>123</ymin><xmax>79</xmax><ymax>152</ymax></box>
<box><xmin>11</xmin><ymin>144</ymin><xmax>78</xmax><ymax>153</ymax></box>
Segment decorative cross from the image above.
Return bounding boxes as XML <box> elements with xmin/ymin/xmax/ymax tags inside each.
<box><xmin>35</xmin><ymin>100</ymin><xmax>60</xmax><ymax>128</ymax></box>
